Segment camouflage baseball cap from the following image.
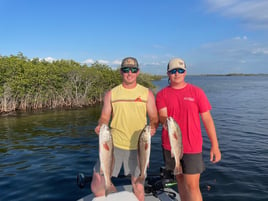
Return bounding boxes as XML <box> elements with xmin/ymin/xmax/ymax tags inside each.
<box><xmin>121</xmin><ymin>57</ymin><xmax>139</xmax><ymax>68</ymax></box>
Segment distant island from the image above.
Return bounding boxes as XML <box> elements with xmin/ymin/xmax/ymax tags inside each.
<box><xmin>201</xmin><ymin>73</ymin><xmax>268</xmax><ymax>76</ymax></box>
<box><xmin>160</xmin><ymin>73</ymin><xmax>268</xmax><ymax>78</ymax></box>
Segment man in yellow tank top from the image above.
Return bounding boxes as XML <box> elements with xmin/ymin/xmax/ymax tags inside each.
<box><xmin>91</xmin><ymin>57</ymin><xmax>159</xmax><ymax>201</ymax></box>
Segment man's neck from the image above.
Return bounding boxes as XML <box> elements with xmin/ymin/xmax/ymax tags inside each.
<box><xmin>122</xmin><ymin>82</ymin><xmax>137</xmax><ymax>89</ymax></box>
<box><xmin>170</xmin><ymin>81</ymin><xmax>187</xmax><ymax>89</ymax></box>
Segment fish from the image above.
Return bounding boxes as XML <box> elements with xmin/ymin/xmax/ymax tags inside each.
<box><xmin>166</xmin><ymin>117</ymin><xmax>183</xmax><ymax>175</ymax></box>
<box><xmin>136</xmin><ymin>125</ymin><xmax>151</xmax><ymax>184</ymax></box>
<box><xmin>99</xmin><ymin>124</ymin><xmax>115</xmax><ymax>196</ymax></box>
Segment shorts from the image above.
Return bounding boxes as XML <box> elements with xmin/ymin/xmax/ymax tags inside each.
<box><xmin>94</xmin><ymin>147</ymin><xmax>140</xmax><ymax>178</ymax></box>
<box><xmin>162</xmin><ymin>148</ymin><xmax>205</xmax><ymax>174</ymax></box>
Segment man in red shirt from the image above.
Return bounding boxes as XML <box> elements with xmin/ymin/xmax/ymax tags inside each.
<box><xmin>156</xmin><ymin>58</ymin><xmax>221</xmax><ymax>201</ymax></box>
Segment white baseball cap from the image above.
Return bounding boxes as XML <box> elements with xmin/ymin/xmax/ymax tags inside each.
<box><xmin>167</xmin><ymin>58</ymin><xmax>186</xmax><ymax>71</ymax></box>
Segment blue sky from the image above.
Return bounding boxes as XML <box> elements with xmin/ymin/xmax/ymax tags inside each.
<box><xmin>1</xmin><ymin>0</ymin><xmax>268</xmax><ymax>75</ymax></box>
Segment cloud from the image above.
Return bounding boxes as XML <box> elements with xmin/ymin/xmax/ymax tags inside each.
<box><xmin>112</xmin><ymin>59</ymin><xmax>121</xmax><ymax>65</ymax></box>
<box><xmin>251</xmin><ymin>47</ymin><xmax>268</xmax><ymax>55</ymax></box>
<box><xmin>189</xmin><ymin>35</ymin><xmax>268</xmax><ymax>74</ymax></box>
<box><xmin>44</xmin><ymin>57</ymin><xmax>56</xmax><ymax>62</ymax></box>
<box><xmin>82</xmin><ymin>58</ymin><xmax>122</xmax><ymax>69</ymax></box>
<box><xmin>97</xmin><ymin>59</ymin><xmax>109</xmax><ymax>64</ymax></box>
<box><xmin>233</xmin><ymin>36</ymin><xmax>248</xmax><ymax>40</ymax></box>
<box><xmin>82</xmin><ymin>58</ymin><xmax>95</xmax><ymax>64</ymax></box>
<box><xmin>204</xmin><ymin>0</ymin><xmax>268</xmax><ymax>30</ymax></box>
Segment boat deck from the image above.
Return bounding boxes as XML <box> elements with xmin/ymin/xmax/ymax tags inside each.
<box><xmin>77</xmin><ymin>185</ymin><xmax>181</xmax><ymax>201</ymax></box>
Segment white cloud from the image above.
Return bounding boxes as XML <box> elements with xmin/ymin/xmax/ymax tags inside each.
<box><xmin>189</xmin><ymin>36</ymin><xmax>268</xmax><ymax>74</ymax></box>
<box><xmin>44</xmin><ymin>57</ymin><xmax>56</xmax><ymax>62</ymax></box>
<box><xmin>205</xmin><ymin>0</ymin><xmax>238</xmax><ymax>10</ymax></box>
<box><xmin>143</xmin><ymin>61</ymin><xmax>162</xmax><ymax>66</ymax></box>
<box><xmin>82</xmin><ymin>58</ymin><xmax>95</xmax><ymax>64</ymax></box>
<box><xmin>112</xmin><ymin>59</ymin><xmax>121</xmax><ymax>65</ymax></box>
<box><xmin>97</xmin><ymin>60</ymin><xmax>109</xmax><ymax>64</ymax></box>
<box><xmin>251</xmin><ymin>47</ymin><xmax>268</xmax><ymax>55</ymax></box>
<box><xmin>82</xmin><ymin>58</ymin><xmax>121</xmax><ymax>67</ymax></box>
<box><xmin>233</xmin><ymin>36</ymin><xmax>248</xmax><ymax>40</ymax></box>
<box><xmin>204</xmin><ymin>0</ymin><xmax>268</xmax><ymax>30</ymax></box>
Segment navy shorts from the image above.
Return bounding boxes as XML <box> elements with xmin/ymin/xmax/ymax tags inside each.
<box><xmin>162</xmin><ymin>148</ymin><xmax>205</xmax><ymax>174</ymax></box>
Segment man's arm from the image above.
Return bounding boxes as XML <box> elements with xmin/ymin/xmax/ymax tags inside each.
<box><xmin>201</xmin><ymin>111</ymin><xmax>221</xmax><ymax>163</ymax></box>
<box><xmin>158</xmin><ymin>107</ymin><xmax>168</xmax><ymax>130</ymax></box>
<box><xmin>94</xmin><ymin>91</ymin><xmax>112</xmax><ymax>134</ymax></box>
<box><xmin>146</xmin><ymin>90</ymin><xmax>159</xmax><ymax>135</ymax></box>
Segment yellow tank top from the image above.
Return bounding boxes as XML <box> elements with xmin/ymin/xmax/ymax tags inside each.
<box><xmin>110</xmin><ymin>84</ymin><xmax>148</xmax><ymax>150</ymax></box>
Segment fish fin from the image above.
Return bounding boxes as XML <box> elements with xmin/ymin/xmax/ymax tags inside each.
<box><xmin>105</xmin><ymin>183</ymin><xmax>117</xmax><ymax>196</ymax></box>
<box><xmin>103</xmin><ymin>143</ymin><xmax>110</xmax><ymax>151</ymax></box>
<box><xmin>173</xmin><ymin>132</ymin><xmax>178</xmax><ymax>140</ymax></box>
<box><xmin>145</xmin><ymin>142</ymin><xmax>149</xmax><ymax>150</ymax></box>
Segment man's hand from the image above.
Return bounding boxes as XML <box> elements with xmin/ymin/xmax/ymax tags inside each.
<box><xmin>210</xmin><ymin>146</ymin><xmax>221</xmax><ymax>163</ymax></box>
<box><xmin>94</xmin><ymin>125</ymin><xmax>101</xmax><ymax>135</ymax></box>
<box><xmin>150</xmin><ymin>127</ymin><xmax>156</xmax><ymax>136</ymax></box>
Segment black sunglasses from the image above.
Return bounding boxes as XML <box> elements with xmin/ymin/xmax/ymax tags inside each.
<box><xmin>121</xmin><ymin>67</ymin><xmax>139</xmax><ymax>73</ymax></box>
<box><xmin>168</xmin><ymin>68</ymin><xmax>185</xmax><ymax>74</ymax></box>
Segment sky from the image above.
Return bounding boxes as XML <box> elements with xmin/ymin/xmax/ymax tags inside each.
<box><xmin>1</xmin><ymin>0</ymin><xmax>268</xmax><ymax>75</ymax></box>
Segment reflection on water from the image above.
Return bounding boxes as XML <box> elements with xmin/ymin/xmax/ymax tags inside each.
<box><xmin>0</xmin><ymin>107</ymin><xmax>102</xmax><ymax>201</ymax></box>
<box><xmin>1</xmin><ymin>76</ymin><xmax>268</xmax><ymax>201</ymax></box>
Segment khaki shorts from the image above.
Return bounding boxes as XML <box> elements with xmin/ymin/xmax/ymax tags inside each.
<box><xmin>163</xmin><ymin>148</ymin><xmax>205</xmax><ymax>174</ymax></box>
<box><xmin>94</xmin><ymin>147</ymin><xmax>140</xmax><ymax>178</ymax></box>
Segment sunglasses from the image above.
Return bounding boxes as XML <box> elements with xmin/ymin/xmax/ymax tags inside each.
<box><xmin>121</xmin><ymin>67</ymin><xmax>139</xmax><ymax>73</ymax></box>
<box><xmin>168</xmin><ymin>68</ymin><xmax>185</xmax><ymax>74</ymax></box>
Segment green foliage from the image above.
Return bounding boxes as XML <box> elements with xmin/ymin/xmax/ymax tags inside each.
<box><xmin>137</xmin><ymin>72</ymin><xmax>161</xmax><ymax>89</ymax></box>
<box><xmin>0</xmin><ymin>53</ymin><xmax>158</xmax><ymax>113</ymax></box>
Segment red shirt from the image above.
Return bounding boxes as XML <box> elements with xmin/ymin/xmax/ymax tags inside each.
<box><xmin>156</xmin><ymin>84</ymin><xmax>211</xmax><ymax>154</ymax></box>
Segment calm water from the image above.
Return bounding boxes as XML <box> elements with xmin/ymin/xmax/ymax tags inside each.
<box><xmin>1</xmin><ymin>76</ymin><xmax>268</xmax><ymax>201</ymax></box>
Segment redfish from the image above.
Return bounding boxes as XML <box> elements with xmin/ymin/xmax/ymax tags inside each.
<box><xmin>99</xmin><ymin>124</ymin><xmax>115</xmax><ymax>195</ymax></box>
<box><xmin>167</xmin><ymin>117</ymin><xmax>183</xmax><ymax>175</ymax></box>
<box><xmin>136</xmin><ymin>125</ymin><xmax>151</xmax><ymax>184</ymax></box>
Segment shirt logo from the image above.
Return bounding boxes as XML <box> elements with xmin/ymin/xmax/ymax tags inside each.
<box><xmin>184</xmin><ymin>97</ymin><xmax>195</xmax><ymax>102</ymax></box>
<box><xmin>135</xmin><ymin>96</ymin><xmax>142</xmax><ymax>102</ymax></box>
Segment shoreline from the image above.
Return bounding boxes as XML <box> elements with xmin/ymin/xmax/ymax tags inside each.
<box><xmin>159</xmin><ymin>73</ymin><xmax>268</xmax><ymax>77</ymax></box>
<box><xmin>195</xmin><ymin>73</ymin><xmax>268</xmax><ymax>76</ymax></box>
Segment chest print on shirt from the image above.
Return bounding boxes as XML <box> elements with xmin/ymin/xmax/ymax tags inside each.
<box><xmin>184</xmin><ymin>97</ymin><xmax>195</xmax><ymax>102</ymax></box>
<box><xmin>135</xmin><ymin>96</ymin><xmax>142</xmax><ymax>102</ymax></box>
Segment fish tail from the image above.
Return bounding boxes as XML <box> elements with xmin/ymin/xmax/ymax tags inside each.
<box><xmin>135</xmin><ymin>175</ymin><xmax>146</xmax><ymax>184</ymax></box>
<box><xmin>105</xmin><ymin>182</ymin><xmax>116</xmax><ymax>196</ymax></box>
<box><xmin>174</xmin><ymin>164</ymin><xmax>183</xmax><ymax>175</ymax></box>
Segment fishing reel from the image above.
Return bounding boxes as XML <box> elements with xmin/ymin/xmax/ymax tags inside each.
<box><xmin>77</xmin><ymin>172</ymin><xmax>91</xmax><ymax>188</ymax></box>
<box><xmin>144</xmin><ymin>167</ymin><xmax>177</xmax><ymax>196</ymax></box>
<box><xmin>160</xmin><ymin>166</ymin><xmax>175</xmax><ymax>181</ymax></box>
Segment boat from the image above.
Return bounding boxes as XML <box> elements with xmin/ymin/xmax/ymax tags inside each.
<box><xmin>77</xmin><ymin>167</ymin><xmax>181</xmax><ymax>201</ymax></box>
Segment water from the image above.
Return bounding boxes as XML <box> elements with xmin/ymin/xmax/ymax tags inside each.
<box><xmin>1</xmin><ymin>76</ymin><xmax>268</xmax><ymax>201</ymax></box>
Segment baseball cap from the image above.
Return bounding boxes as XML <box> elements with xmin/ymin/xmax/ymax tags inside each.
<box><xmin>121</xmin><ymin>57</ymin><xmax>139</xmax><ymax>68</ymax></box>
<box><xmin>167</xmin><ymin>58</ymin><xmax>186</xmax><ymax>71</ymax></box>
